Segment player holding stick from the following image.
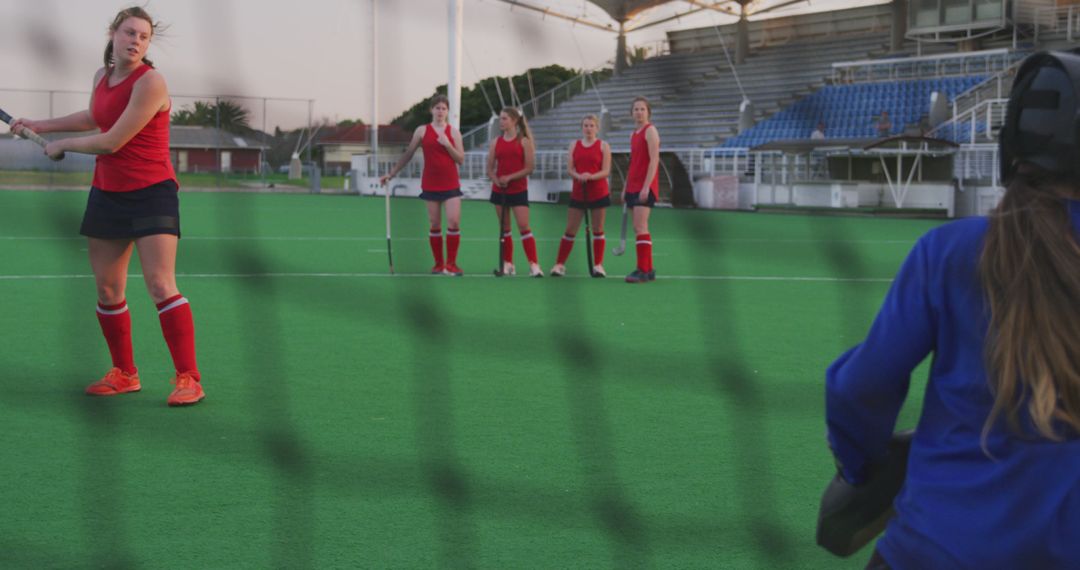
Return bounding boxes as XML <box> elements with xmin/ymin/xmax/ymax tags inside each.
<box><xmin>381</xmin><ymin>95</ymin><xmax>466</xmax><ymax>275</ymax></box>
<box><xmin>7</xmin><ymin>7</ymin><xmax>202</xmax><ymax>405</ymax></box>
<box><xmin>486</xmin><ymin>107</ymin><xmax>540</xmax><ymax>277</ymax></box>
<box><xmin>550</xmin><ymin>114</ymin><xmax>611</xmax><ymax>277</ymax></box>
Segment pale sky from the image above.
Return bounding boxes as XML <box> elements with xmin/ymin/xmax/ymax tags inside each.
<box><xmin>0</xmin><ymin>0</ymin><xmax>882</xmax><ymax>130</ymax></box>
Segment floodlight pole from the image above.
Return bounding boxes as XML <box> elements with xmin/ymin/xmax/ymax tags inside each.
<box><xmin>448</xmin><ymin>0</ymin><xmax>464</xmax><ymax>128</ymax></box>
<box><xmin>372</xmin><ymin>0</ymin><xmax>379</xmax><ymax>178</ymax></box>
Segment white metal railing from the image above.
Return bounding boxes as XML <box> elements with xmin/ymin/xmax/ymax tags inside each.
<box><xmin>1034</xmin><ymin>5</ymin><xmax>1080</xmax><ymax>43</ymax></box>
<box><xmin>930</xmin><ymin>98</ymin><xmax>1007</xmax><ymax>144</ymax></box>
<box><xmin>366</xmin><ymin>150</ymin><xmax>573</xmax><ymax>181</ymax></box>
<box><xmin>954</xmin><ymin>143</ymin><xmax>1000</xmax><ymax>187</ymax></box>
<box><xmin>832</xmin><ymin>48</ymin><xmax>1016</xmax><ymax>83</ymax></box>
<box><xmin>949</xmin><ymin>59</ymin><xmax>1022</xmax><ymax>118</ymax></box>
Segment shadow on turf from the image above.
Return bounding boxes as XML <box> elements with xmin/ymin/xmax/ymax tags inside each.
<box><xmin>543</xmin><ymin>265</ymin><xmax>653</xmax><ymax>567</ymax></box>
<box><xmin>681</xmin><ymin>211</ymin><xmax>798</xmax><ymax>564</ymax></box>
<box><xmin>221</xmin><ymin>206</ymin><xmax>318</xmax><ymax>568</ymax></box>
<box><xmin>403</xmin><ymin>295</ymin><xmax>479</xmax><ymax>568</ymax></box>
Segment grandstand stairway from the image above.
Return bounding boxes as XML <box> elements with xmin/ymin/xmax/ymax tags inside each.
<box><xmin>526</xmin><ymin>33</ymin><xmax>890</xmax><ymax>151</ymax></box>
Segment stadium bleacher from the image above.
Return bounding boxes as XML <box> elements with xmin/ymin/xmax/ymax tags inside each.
<box><xmin>722</xmin><ymin>76</ymin><xmax>986</xmax><ymax>148</ymax></box>
<box><xmin>527</xmin><ymin>33</ymin><xmax>889</xmax><ymax>150</ymax></box>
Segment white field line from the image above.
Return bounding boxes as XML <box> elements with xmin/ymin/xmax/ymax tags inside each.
<box><xmin>0</xmin><ymin>272</ymin><xmax>893</xmax><ymax>283</ymax></box>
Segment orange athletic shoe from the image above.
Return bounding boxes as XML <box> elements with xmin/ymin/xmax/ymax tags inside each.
<box><xmin>167</xmin><ymin>372</ymin><xmax>205</xmax><ymax>406</ymax></box>
<box><xmin>86</xmin><ymin>368</ymin><xmax>141</xmax><ymax>396</ymax></box>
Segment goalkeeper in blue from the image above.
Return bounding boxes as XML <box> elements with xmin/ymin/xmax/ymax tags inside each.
<box><xmin>824</xmin><ymin>51</ymin><xmax>1080</xmax><ymax>570</ymax></box>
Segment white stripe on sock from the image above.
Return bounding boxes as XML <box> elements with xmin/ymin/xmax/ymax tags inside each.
<box><xmin>96</xmin><ymin>304</ymin><xmax>128</xmax><ymax>316</ymax></box>
<box><xmin>157</xmin><ymin>297</ymin><xmax>189</xmax><ymax>314</ymax></box>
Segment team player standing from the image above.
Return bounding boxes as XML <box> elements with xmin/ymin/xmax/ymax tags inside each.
<box><xmin>487</xmin><ymin>106</ymin><xmax>541</xmax><ymax>277</ymax></box>
<box><xmin>382</xmin><ymin>95</ymin><xmax>466</xmax><ymax>276</ymax></box>
<box><xmin>551</xmin><ymin>113</ymin><xmax>611</xmax><ymax>277</ymax></box>
<box><xmin>382</xmin><ymin>98</ymin><xmax>659</xmax><ymax>282</ymax></box>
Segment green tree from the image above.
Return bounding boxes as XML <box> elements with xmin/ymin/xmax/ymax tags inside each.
<box><xmin>172</xmin><ymin>99</ymin><xmax>252</xmax><ymax>134</ymax></box>
<box><xmin>390</xmin><ymin>64</ymin><xmax>588</xmax><ymax>134</ymax></box>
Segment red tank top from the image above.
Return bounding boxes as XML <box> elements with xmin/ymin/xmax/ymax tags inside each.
<box><xmin>492</xmin><ymin>136</ymin><xmax>528</xmax><ymax>194</ymax></box>
<box><xmin>91</xmin><ymin>64</ymin><xmax>177</xmax><ymax>192</ymax></box>
<box><xmin>625</xmin><ymin>124</ymin><xmax>659</xmax><ymax>197</ymax></box>
<box><xmin>420</xmin><ymin>124</ymin><xmax>460</xmax><ymax>191</ymax></box>
<box><xmin>571</xmin><ymin>139</ymin><xmax>609</xmax><ymax>202</ymax></box>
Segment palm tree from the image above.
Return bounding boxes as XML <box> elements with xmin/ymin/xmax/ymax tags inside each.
<box><xmin>172</xmin><ymin>99</ymin><xmax>251</xmax><ymax>134</ymax></box>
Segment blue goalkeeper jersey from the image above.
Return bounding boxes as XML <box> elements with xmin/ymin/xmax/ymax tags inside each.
<box><xmin>825</xmin><ymin>200</ymin><xmax>1080</xmax><ymax>569</ymax></box>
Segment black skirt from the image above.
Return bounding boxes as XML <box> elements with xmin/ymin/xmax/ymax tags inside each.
<box><xmin>80</xmin><ymin>179</ymin><xmax>181</xmax><ymax>239</ymax></box>
<box><xmin>489</xmin><ymin>190</ymin><xmax>529</xmax><ymax>207</ymax></box>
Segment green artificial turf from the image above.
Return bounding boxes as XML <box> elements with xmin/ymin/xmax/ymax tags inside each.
<box><xmin>0</xmin><ymin>189</ymin><xmax>942</xmax><ymax>569</ymax></box>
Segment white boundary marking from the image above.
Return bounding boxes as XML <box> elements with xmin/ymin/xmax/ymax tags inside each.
<box><xmin>0</xmin><ymin>272</ymin><xmax>893</xmax><ymax>283</ymax></box>
<box><xmin>0</xmin><ymin>235</ymin><xmax>915</xmax><ymax>245</ymax></box>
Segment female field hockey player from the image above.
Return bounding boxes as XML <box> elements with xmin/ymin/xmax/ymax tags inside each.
<box><xmin>381</xmin><ymin>94</ymin><xmax>466</xmax><ymax>275</ymax></box>
<box><xmin>622</xmin><ymin>96</ymin><xmax>660</xmax><ymax>283</ymax></box>
<box><xmin>550</xmin><ymin>113</ymin><xmax>611</xmax><ymax>277</ymax></box>
<box><xmin>825</xmin><ymin>51</ymin><xmax>1080</xmax><ymax>570</ymax></box>
<box><xmin>9</xmin><ymin>7</ymin><xmax>202</xmax><ymax>405</ymax></box>
<box><xmin>486</xmin><ymin>107</ymin><xmax>540</xmax><ymax>277</ymax></box>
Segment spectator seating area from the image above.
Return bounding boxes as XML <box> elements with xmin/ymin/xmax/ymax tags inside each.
<box><xmin>720</xmin><ymin>76</ymin><xmax>986</xmax><ymax>148</ymax></box>
<box><xmin>526</xmin><ymin>33</ymin><xmax>889</xmax><ymax>150</ymax></box>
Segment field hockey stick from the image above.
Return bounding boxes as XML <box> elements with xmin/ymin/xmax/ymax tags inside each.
<box><xmin>385</xmin><ymin>183</ymin><xmax>394</xmax><ymax>275</ymax></box>
<box><xmin>493</xmin><ymin>188</ymin><xmax>510</xmax><ymax>277</ymax></box>
<box><xmin>0</xmin><ymin>109</ymin><xmax>64</xmax><ymax>160</ymax></box>
<box><xmin>582</xmin><ymin>178</ymin><xmax>594</xmax><ymax>275</ymax></box>
<box><xmin>612</xmin><ymin>201</ymin><xmax>628</xmax><ymax>256</ymax></box>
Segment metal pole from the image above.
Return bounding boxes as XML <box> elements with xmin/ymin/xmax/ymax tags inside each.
<box><xmin>306</xmin><ymin>99</ymin><xmax>313</xmax><ymax>166</ymax></box>
<box><xmin>215</xmin><ymin>96</ymin><xmax>222</xmax><ymax>188</ymax></box>
<box><xmin>448</xmin><ymin>0</ymin><xmax>464</xmax><ymax>128</ymax></box>
<box><xmin>262</xmin><ymin>97</ymin><xmax>268</xmax><ymax>185</ymax></box>
<box><xmin>373</xmin><ymin>0</ymin><xmax>380</xmax><ymax>179</ymax></box>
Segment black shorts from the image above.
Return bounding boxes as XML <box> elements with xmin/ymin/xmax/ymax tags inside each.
<box><xmin>419</xmin><ymin>189</ymin><xmax>463</xmax><ymax>202</ymax></box>
<box><xmin>80</xmin><ymin>179</ymin><xmax>181</xmax><ymax>239</ymax></box>
<box><xmin>569</xmin><ymin>195</ymin><xmax>611</xmax><ymax>210</ymax></box>
<box><xmin>489</xmin><ymin>191</ymin><xmax>529</xmax><ymax>207</ymax></box>
<box><xmin>624</xmin><ymin>191</ymin><xmax>656</xmax><ymax>208</ymax></box>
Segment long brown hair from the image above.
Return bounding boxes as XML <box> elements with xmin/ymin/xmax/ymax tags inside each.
<box><xmin>501</xmin><ymin>106</ymin><xmax>531</xmax><ymax>141</ymax></box>
<box><xmin>104</xmin><ymin>7</ymin><xmax>160</xmax><ymax>68</ymax></box>
<box><xmin>979</xmin><ymin>163</ymin><xmax>1080</xmax><ymax>443</ymax></box>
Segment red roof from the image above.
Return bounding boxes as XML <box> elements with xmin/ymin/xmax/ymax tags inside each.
<box><xmin>317</xmin><ymin>124</ymin><xmax>412</xmax><ymax>145</ymax></box>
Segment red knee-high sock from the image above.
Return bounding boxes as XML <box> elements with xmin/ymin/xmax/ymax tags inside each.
<box><xmin>157</xmin><ymin>294</ymin><xmax>200</xmax><ymax>381</ymax></box>
<box><xmin>555</xmin><ymin>234</ymin><xmax>575</xmax><ymax>265</ymax></box>
<box><xmin>429</xmin><ymin>228</ymin><xmax>444</xmax><ymax>267</ymax></box>
<box><xmin>97</xmin><ymin>300</ymin><xmax>136</xmax><ymax>375</ymax></box>
<box><xmin>502</xmin><ymin>232</ymin><xmax>514</xmax><ymax>264</ymax></box>
<box><xmin>592</xmin><ymin>232</ymin><xmax>605</xmax><ymax>266</ymax></box>
<box><xmin>521</xmin><ymin>231</ymin><xmax>539</xmax><ymax>265</ymax></box>
<box><xmin>636</xmin><ymin>233</ymin><xmax>653</xmax><ymax>272</ymax></box>
<box><xmin>446</xmin><ymin>228</ymin><xmax>460</xmax><ymax>266</ymax></box>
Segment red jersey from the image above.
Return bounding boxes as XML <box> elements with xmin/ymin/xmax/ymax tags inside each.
<box><xmin>492</xmin><ymin>136</ymin><xmax>528</xmax><ymax>195</ymax></box>
<box><xmin>91</xmin><ymin>64</ymin><xmax>177</xmax><ymax>192</ymax></box>
<box><xmin>571</xmin><ymin>139</ymin><xmax>609</xmax><ymax>202</ymax></box>
<box><xmin>420</xmin><ymin>124</ymin><xmax>460</xmax><ymax>191</ymax></box>
<box><xmin>625</xmin><ymin>123</ymin><xmax>659</xmax><ymax>197</ymax></box>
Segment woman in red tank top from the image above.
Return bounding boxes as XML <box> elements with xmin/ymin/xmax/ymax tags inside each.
<box><xmin>550</xmin><ymin>114</ymin><xmax>612</xmax><ymax>278</ymax></box>
<box><xmin>8</xmin><ymin>8</ymin><xmax>203</xmax><ymax>405</ymax></box>
<box><xmin>623</xmin><ymin>96</ymin><xmax>661</xmax><ymax>283</ymax></box>
<box><xmin>381</xmin><ymin>95</ymin><xmax>466</xmax><ymax>275</ymax></box>
<box><xmin>486</xmin><ymin>107</ymin><xmax>540</xmax><ymax>277</ymax></box>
